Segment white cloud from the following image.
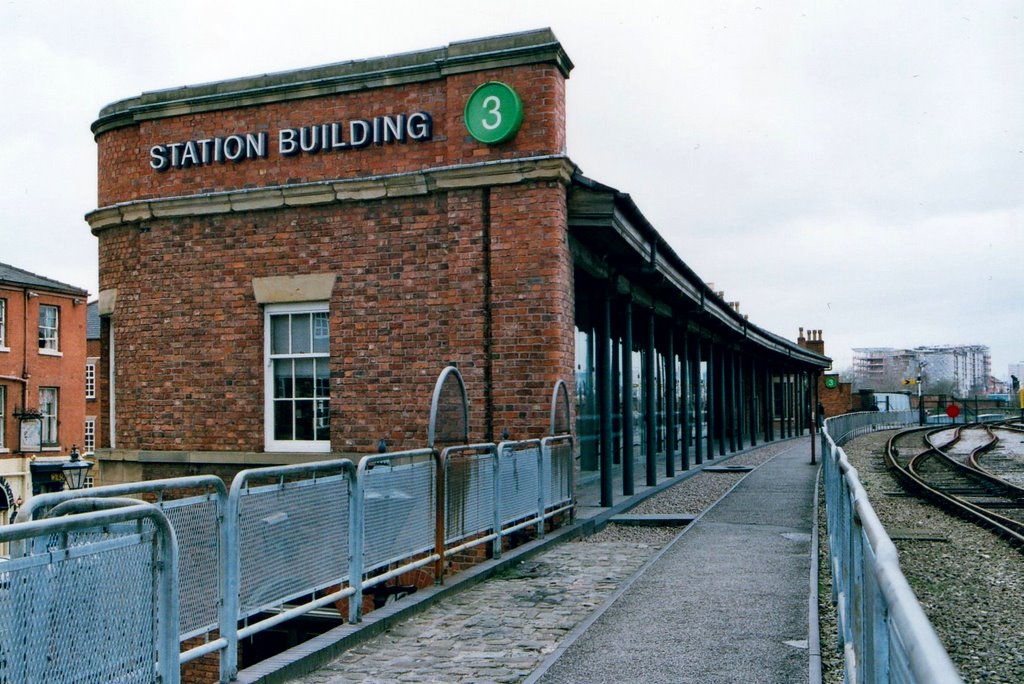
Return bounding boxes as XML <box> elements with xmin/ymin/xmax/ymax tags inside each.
<box><xmin>1</xmin><ymin>0</ymin><xmax>1021</xmax><ymax>375</ymax></box>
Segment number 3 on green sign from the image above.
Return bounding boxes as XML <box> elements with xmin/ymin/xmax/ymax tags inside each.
<box><xmin>465</xmin><ymin>82</ymin><xmax>523</xmax><ymax>144</ymax></box>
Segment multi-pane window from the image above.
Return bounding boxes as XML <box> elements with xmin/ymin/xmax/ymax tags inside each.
<box><xmin>39</xmin><ymin>387</ymin><xmax>58</xmax><ymax>446</ymax></box>
<box><xmin>84</xmin><ymin>417</ymin><xmax>96</xmax><ymax>455</ymax></box>
<box><xmin>265</xmin><ymin>304</ymin><xmax>330</xmax><ymax>452</ymax></box>
<box><xmin>39</xmin><ymin>305</ymin><xmax>59</xmax><ymax>352</ymax></box>
<box><xmin>86</xmin><ymin>361</ymin><xmax>96</xmax><ymax>399</ymax></box>
<box><xmin>0</xmin><ymin>299</ymin><xmax>6</xmax><ymax>348</ymax></box>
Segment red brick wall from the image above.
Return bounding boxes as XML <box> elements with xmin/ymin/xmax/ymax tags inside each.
<box><xmin>98</xmin><ymin>182</ymin><xmax>571</xmax><ymax>453</ymax></box>
<box><xmin>489</xmin><ymin>182</ymin><xmax>574</xmax><ymax>440</ymax></box>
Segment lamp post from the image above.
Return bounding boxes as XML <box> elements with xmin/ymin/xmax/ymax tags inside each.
<box><xmin>61</xmin><ymin>445</ymin><xmax>93</xmax><ymax>490</ymax></box>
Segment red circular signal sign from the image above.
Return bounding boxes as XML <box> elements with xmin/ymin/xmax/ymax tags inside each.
<box><xmin>946</xmin><ymin>405</ymin><xmax>960</xmax><ymax>419</ymax></box>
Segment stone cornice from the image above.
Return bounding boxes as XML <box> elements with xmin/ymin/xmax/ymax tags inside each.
<box><xmin>92</xmin><ymin>28</ymin><xmax>572</xmax><ymax>137</ymax></box>
<box><xmin>86</xmin><ymin>155</ymin><xmax>576</xmax><ymax>233</ymax></box>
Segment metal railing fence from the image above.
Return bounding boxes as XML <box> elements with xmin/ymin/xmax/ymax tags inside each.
<box><xmin>498</xmin><ymin>439</ymin><xmax>544</xmax><ymax>533</ymax></box>
<box><xmin>443</xmin><ymin>443</ymin><xmax>500</xmax><ymax>555</ymax></box>
<box><xmin>224</xmin><ymin>458</ymin><xmax>358</xmax><ymax>679</ymax></box>
<box><xmin>821</xmin><ymin>412</ymin><xmax>962</xmax><ymax>683</ymax></box>
<box><xmin>542</xmin><ymin>435</ymin><xmax>575</xmax><ymax>519</ymax></box>
<box><xmin>351</xmin><ymin>449</ymin><xmax>440</xmax><ymax>624</ymax></box>
<box><xmin>0</xmin><ymin>499</ymin><xmax>180</xmax><ymax>684</ymax></box>
<box><xmin>22</xmin><ymin>476</ymin><xmax>227</xmax><ymax>664</ymax></box>
<box><xmin>2</xmin><ymin>374</ymin><xmax>576</xmax><ymax>682</ymax></box>
<box><xmin>7</xmin><ymin>434</ymin><xmax>575</xmax><ymax>683</ymax></box>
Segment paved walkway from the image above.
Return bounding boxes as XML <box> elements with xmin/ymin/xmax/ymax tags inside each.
<box><xmin>243</xmin><ymin>437</ymin><xmax>818</xmax><ymax>683</ymax></box>
<box><xmin>532</xmin><ymin>439</ymin><xmax>817</xmax><ymax>683</ymax></box>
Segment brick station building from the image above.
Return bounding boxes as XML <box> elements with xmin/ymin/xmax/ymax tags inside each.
<box><xmin>88</xmin><ymin>29</ymin><xmax>828</xmax><ymax>493</ymax></box>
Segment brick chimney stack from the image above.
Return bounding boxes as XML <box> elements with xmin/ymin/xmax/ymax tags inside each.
<box><xmin>800</xmin><ymin>328</ymin><xmax>825</xmax><ymax>356</ymax></box>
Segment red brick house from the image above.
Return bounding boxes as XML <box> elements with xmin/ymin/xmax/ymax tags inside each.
<box><xmin>0</xmin><ymin>263</ymin><xmax>89</xmax><ymax>519</ymax></box>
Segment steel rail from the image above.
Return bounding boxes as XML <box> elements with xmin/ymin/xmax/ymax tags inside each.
<box><xmin>885</xmin><ymin>426</ymin><xmax>1024</xmax><ymax>549</ymax></box>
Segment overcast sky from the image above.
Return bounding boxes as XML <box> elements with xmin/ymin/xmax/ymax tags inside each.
<box><xmin>1</xmin><ymin>1</ymin><xmax>1021</xmax><ymax>376</ymax></box>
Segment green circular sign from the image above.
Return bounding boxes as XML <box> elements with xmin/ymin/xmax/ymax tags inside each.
<box><xmin>824</xmin><ymin>376</ymin><xmax>839</xmax><ymax>390</ymax></box>
<box><xmin>464</xmin><ymin>82</ymin><xmax>524</xmax><ymax>144</ymax></box>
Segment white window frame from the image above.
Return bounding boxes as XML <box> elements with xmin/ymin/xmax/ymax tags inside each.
<box><xmin>86</xmin><ymin>359</ymin><xmax>97</xmax><ymax>399</ymax></box>
<box><xmin>39</xmin><ymin>304</ymin><xmax>60</xmax><ymax>355</ymax></box>
<box><xmin>84</xmin><ymin>416</ymin><xmax>96</xmax><ymax>455</ymax></box>
<box><xmin>0</xmin><ymin>385</ymin><xmax>6</xmax><ymax>452</ymax></box>
<box><xmin>39</xmin><ymin>387</ymin><xmax>58</xmax><ymax>448</ymax></box>
<box><xmin>0</xmin><ymin>298</ymin><xmax>7</xmax><ymax>351</ymax></box>
<box><xmin>264</xmin><ymin>302</ymin><xmax>331</xmax><ymax>453</ymax></box>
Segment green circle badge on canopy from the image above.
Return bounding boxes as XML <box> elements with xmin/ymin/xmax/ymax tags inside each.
<box><xmin>464</xmin><ymin>82</ymin><xmax>524</xmax><ymax>144</ymax></box>
<box><xmin>824</xmin><ymin>376</ymin><xmax>839</xmax><ymax>390</ymax></box>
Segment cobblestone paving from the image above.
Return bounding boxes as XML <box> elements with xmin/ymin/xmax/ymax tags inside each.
<box><xmin>290</xmin><ymin>540</ymin><xmax>666</xmax><ymax>683</ymax></box>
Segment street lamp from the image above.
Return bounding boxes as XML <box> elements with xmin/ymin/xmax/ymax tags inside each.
<box><xmin>61</xmin><ymin>445</ymin><xmax>93</xmax><ymax>490</ymax></box>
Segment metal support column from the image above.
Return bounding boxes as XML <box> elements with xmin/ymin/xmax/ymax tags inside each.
<box><xmin>790</xmin><ymin>374</ymin><xmax>798</xmax><ymax>438</ymax></box>
<box><xmin>737</xmin><ymin>353</ymin><xmax>746</xmax><ymax>449</ymax></box>
<box><xmin>799</xmin><ymin>372</ymin><xmax>808</xmax><ymax>435</ymax></box>
<box><xmin>727</xmin><ymin>350</ymin><xmax>738</xmax><ymax>453</ymax></box>
<box><xmin>781</xmin><ymin>372</ymin><xmax>790</xmax><ymax>438</ymax></box>
<box><xmin>706</xmin><ymin>342</ymin><xmax>715</xmax><ymax>459</ymax></box>
<box><xmin>645</xmin><ymin>309</ymin><xmax>658</xmax><ymax>487</ymax></box>
<box><xmin>788</xmin><ymin>373</ymin><xmax>796</xmax><ymax>438</ymax></box>
<box><xmin>680</xmin><ymin>329</ymin><xmax>691</xmax><ymax>471</ymax></box>
<box><xmin>765</xmin><ymin>368</ymin><xmax>774</xmax><ymax>442</ymax></box>
<box><xmin>598</xmin><ymin>287</ymin><xmax>614</xmax><ymax>507</ymax></box>
<box><xmin>611</xmin><ymin>326</ymin><xmax>621</xmax><ymax>465</ymax></box>
<box><xmin>694</xmin><ymin>337</ymin><xmax>704</xmax><ymax>465</ymax></box>
<box><xmin>753</xmin><ymin>358</ymin><xmax>761</xmax><ymax>448</ymax></box>
<box><xmin>622</xmin><ymin>298</ymin><xmax>635</xmax><ymax>496</ymax></box>
<box><xmin>811</xmin><ymin>372</ymin><xmax>820</xmax><ymax>464</ymax></box>
<box><xmin>717</xmin><ymin>345</ymin><xmax>727</xmax><ymax>457</ymax></box>
<box><xmin>665</xmin><ymin>325</ymin><xmax>676</xmax><ymax>477</ymax></box>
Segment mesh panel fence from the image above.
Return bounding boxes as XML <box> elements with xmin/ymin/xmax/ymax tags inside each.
<box><xmin>0</xmin><ymin>512</ymin><xmax>172</xmax><ymax>684</ymax></box>
<box><xmin>499</xmin><ymin>442</ymin><xmax>540</xmax><ymax>526</ymax></box>
<box><xmin>544</xmin><ymin>437</ymin><xmax>573</xmax><ymax>507</ymax></box>
<box><xmin>363</xmin><ymin>455</ymin><xmax>436</xmax><ymax>573</ymax></box>
<box><xmin>236</xmin><ymin>473</ymin><xmax>350</xmax><ymax>619</ymax></box>
<box><xmin>162</xmin><ymin>495</ymin><xmax>220</xmax><ymax>637</ymax></box>
<box><xmin>444</xmin><ymin>447</ymin><xmax>496</xmax><ymax>545</ymax></box>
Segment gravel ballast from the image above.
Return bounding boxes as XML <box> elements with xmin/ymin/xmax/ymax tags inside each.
<box><xmin>821</xmin><ymin>429</ymin><xmax>1024</xmax><ymax>684</ymax></box>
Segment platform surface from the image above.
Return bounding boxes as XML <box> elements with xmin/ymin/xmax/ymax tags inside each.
<box><xmin>531</xmin><ymin>439</ymin><xmax>817</xmax><ymax>684</ymax></box>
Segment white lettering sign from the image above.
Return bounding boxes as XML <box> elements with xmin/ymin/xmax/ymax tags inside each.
<box><xmin>150</xmin><ymin>111</ymin><xmax>433</xmax><ymax>172</ymax></box>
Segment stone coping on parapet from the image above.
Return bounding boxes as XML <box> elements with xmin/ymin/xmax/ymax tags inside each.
<box><xmin>92</xmin><ymin>28</ymin><xmax>572</xmax><ymax>136</ymax></box>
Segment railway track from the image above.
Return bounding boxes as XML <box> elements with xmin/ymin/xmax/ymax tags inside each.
<box><xmin>885</xmin><ymin>423</ymin><xmax>1024</xmax><ymax>548</ymax></box>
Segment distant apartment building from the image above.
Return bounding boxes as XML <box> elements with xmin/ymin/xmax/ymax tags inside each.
<box><xmin>0</xmin><ymin>263</ymin><xmax>89</xmax><ymax>521</ymax></box>
<box><xmin>853</xmin><ymin>345</ymin><xmax>991</xmax><ymax>396</ymax></box>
